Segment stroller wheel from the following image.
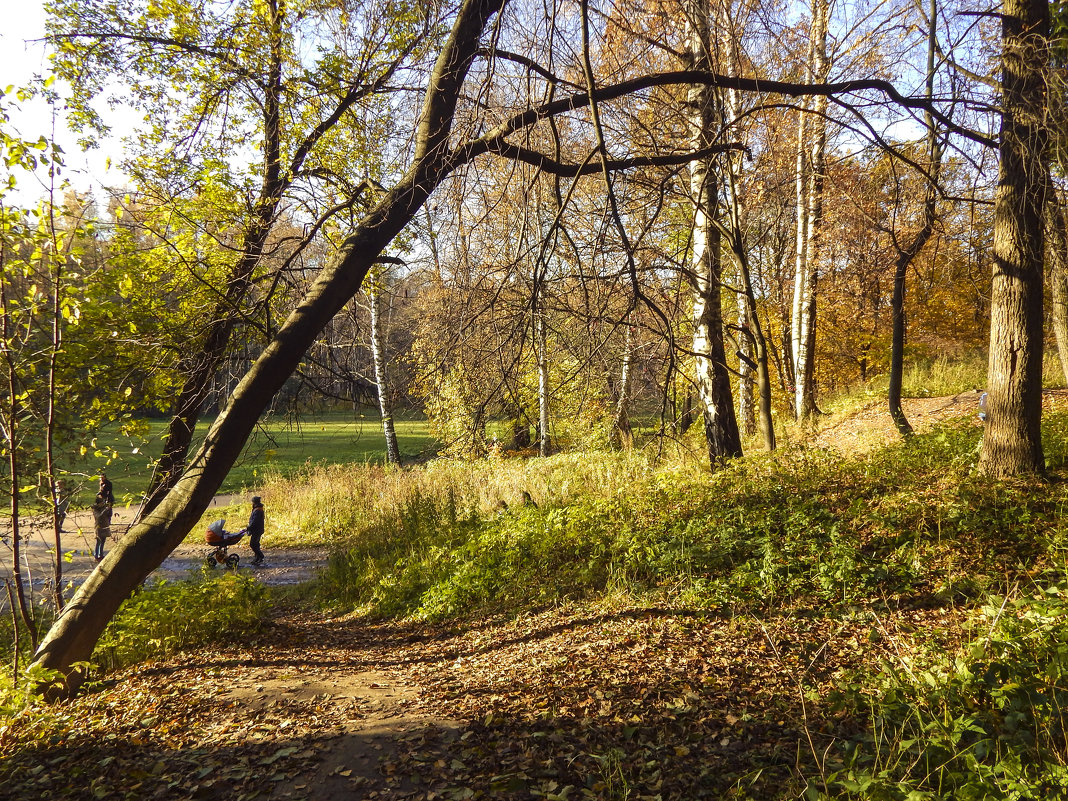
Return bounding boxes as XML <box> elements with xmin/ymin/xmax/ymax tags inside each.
<box><xmin>205</xmin><ymin>554</ymin><xmax>218</xmax><ymax>569</ymax></box>
<box><xmin>225</xmin><ymin>554</ymin><xmax>240</xmax><ymax>570</ymax></box>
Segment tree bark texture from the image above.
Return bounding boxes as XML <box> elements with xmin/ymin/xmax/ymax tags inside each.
<box><xmin>537</xmin><ymin>312</ymin><xmax>551</xmax><ymax>457</ymax></box>
<box><xmin>611</xmin><ymin>319</ymin><xmax>634</xmax><ymax>449</ymax></box>
<box><xmin>686</xmin><ymin>0</ymin><xmax>742</xmax><ymax>467</ymax></box>
<box><xmin>730</xmin><ymin>229</ymin><xmax>776</xmax><ymax>451</ymax></box>
<box><xmin>32</xmin><ymin>0</ymin><xmax>509</xmax><ymax>691</ymax></box>
<box><xmin>979</xmin><ymin>0</ymin><xmax>1050</xmax><ymax>477</ymax></box>
<box><xmin>793</xmin><ymin>0</ymin><xmax>829</xmax><ymax>422</ymax></box>
<box><xmin>1046</xmin><ymin>190</ymin><xmax>1068</xmax><ymax>385</ymax></box>
<box><xmin>0</xmin><ymin>276</ymin><xmax>37</xmax><ymax>648</ymax></box>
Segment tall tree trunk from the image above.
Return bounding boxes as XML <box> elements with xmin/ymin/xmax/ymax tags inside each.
<box><xmin>1046</xmin><ymin>188</ymin><xmax>1068</xmax><ymax>384</ymax></box>
<box><xmin>790</xmin><ymin>108</ymin><xmax>809</xmax><ymax>405</ymax></box>
<box><xmin>730</xmin><ymin>228</ymin><xmax>776</xmax><ymax>451</ymax></box>
<box><xmin>888</xmin><ymin>0</ymin><xmax>942</xmax><ymax>437</ymax></box>
<box><xmin>537</xmin><ymin>312</ymin><xmax>551</xmax><ymax>457</ymax></box>
<box><xmin>139</xmin><ymin>0</ymin><xmax>288</xmax><ymax>518</ymax></box>
<box><xmin>736</xmin><ymin>283</ymin><xmax>756</xmax><ymax>436</ymax></box>
<box><xmin>45</xmin><ymin>220</ymin><xmax>65</xmax><ymax>611</ymax></box>
<box><xmin>611</xmin><ymin>319</ymin><xmax>634</xmax><ymax>449</ymax></box>
<box><xmin>719</xmin><ymin>57</ymin><xmax>773</xmax><ymax>450</ymax></box>
<box><xmin>686</xmin><ymin>0</ymin><xmax>742</xmax><ymax>467</ymax></box>
<box><xmin>793</xmin><ymin>0</ymin><xmax>830</xmax><ymax>422</ymax></box>
<box><xmin>719</xmin><ymin>17</ymin><xmax>756</xmax><ymax>441</ymax></box>
<box><xmin>790</xmin><ymin>117</ymin><xmax>803</xmax><ymax>414</ymax></box>
<box><xmin>979</xmin><ymin>0</ymin><xmax>1050</xmax><ymax>476</ymax></box>
<box><xmin>0</xmin><ymin>275</ymin><xmax>37</xmax><ymax>648</ymax></box>
<box><xmin>32</xmin><ymin>0</ymin><xmax>508</xmax><ymax>692</ymax></box>
<box><xmin>367</xmin><ymin>267</ymin><xmax>400</xmax><ymax>465</ymax></box>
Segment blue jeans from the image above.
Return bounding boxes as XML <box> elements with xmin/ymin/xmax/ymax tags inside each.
<box><xmin>94</xmin><ymin>536</ymin><xmax>107</xmax><ymax>560</ymax></box>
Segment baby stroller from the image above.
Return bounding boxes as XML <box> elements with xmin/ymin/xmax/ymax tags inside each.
<box><xmin>205</xmin><ymin>519</ymin><xmax>243</xmax><ymax>570</ymax></box>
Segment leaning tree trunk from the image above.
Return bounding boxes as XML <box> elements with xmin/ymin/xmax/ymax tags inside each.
<box><xmin>367</xmin><ymin>267</ymin><xmax>400</xmax><ymax>465</ymax></box>
<box><xmin>31</xmin><ymin>0</ymin><xmax>508</xmax><ymax>693</ymax></box>
<box><xmin>979</xmin><ymin>0</ymin><xmax>1050</xmax><ymax>477</ymax></box>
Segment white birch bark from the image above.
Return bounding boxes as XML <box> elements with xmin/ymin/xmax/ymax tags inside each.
<box><xmin>1047</xmin><ymin>188</ymin><xmax>1068</xmax><ymax>385</ymax></box>
<box><xmin>686</xmin><ymin>0</ymin><xmax>741</xmax><ymax>464</ymax></box>
<box><xmin>790</xmin><ymin>105</ymin><xmax>809</xmax><ymax>393</ymax></box>
<box><xmin>793</xmin><ymin>0</ymin><xmax>830</xmax><ymax>421</ymax></box>
<box><xmin>612</xmin><ymin>319</ymin><xmax>634</xmax><ymax>449</ymax></box>
<box><xmin>367</xmin><ymin>267</ymin><xmax>400</xmax><ymax>465</ymax></box>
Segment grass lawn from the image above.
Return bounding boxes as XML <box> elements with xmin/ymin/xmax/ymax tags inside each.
<box><xmin>68</xmin><ymin>410</ymin><xmax>435</xmax><ymax>504</ymax></box>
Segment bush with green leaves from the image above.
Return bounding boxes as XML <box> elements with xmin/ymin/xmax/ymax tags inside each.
<box><xmin>822</xmin><ymin>577</ymin><xmax>1068</xmax><ymax>800</ymax></box>
<box><xmin>92</xmin><ymin>571</ymin><xmax>271</xmax><ymax>673</ymax></box>
<box><xmin>304</xmin><ymin>411</ymin><xmax>1068</xmax><ymax>621</ymax></box>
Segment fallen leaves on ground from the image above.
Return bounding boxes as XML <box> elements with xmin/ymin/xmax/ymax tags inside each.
<box><xmin>0</xmin><ymin>601</ymin><xmax>969</xmax><ymax>800</ymax></box>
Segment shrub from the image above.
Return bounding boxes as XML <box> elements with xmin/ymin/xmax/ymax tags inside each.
<box><xmin>823</xmin><ymin>577</ymin><xmax>1068</xmax><ymax>800</ymax></box>
<box><xmin>93</xmin><ymin>571</ymin><xmax>271</xmax><ymax>672</ymax></box>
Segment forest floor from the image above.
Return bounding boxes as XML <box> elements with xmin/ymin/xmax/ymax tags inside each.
<box><xmin>2</xmin><ymin>599</ymin><xmax>968</xmax><ymax>800</ymax></box>
<box><xmin>3</xmin><ymin>391</ymin><xmax>1063</xmax><ymax>800</ymax></box>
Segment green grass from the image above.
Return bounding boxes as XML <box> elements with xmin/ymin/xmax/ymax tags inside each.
<box><xmin>62</xmin><ymin>410</ymin><xmax>435</xmax><ymax>505</ymax></box>
<box><xmin>296</xmin><ymin>416</ymin><xmax>1068</xmax><ymax>621</ymax></box>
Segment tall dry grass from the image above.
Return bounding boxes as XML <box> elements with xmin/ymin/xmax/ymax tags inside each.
<box><xmin>260</xmin><ymin>449</ymin><xmax>679</xmax><ymax>547</ymax></box>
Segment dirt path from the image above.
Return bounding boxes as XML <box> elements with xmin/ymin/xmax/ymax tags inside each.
<box><xmin>809</xmin><ymin>388</ymin><xmax>1068</xmax><ymax>455</ymax></box>
<box><xmin>0</xmin><ymin>602</ymin><xmax>968</xmax><ymax>800</ymax></box>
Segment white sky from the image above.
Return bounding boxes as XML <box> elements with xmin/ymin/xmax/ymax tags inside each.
<box><xmin>2</xmin><ymin>2</ymin><xmax>125</xmax><ymax>201</ymax></box>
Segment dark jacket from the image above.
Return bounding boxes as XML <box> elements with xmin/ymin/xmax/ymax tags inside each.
<box><xmin>247</xmin><ymin>506</ymin><xmax>265</xmax><ymax>538</ymax></box>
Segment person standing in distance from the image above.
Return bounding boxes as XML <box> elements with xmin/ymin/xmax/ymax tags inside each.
<box><xmin>246</xmin><ymin>496</ymin><xmax>265</xmax><ymax>566</ymax></box>
<box><xmin>99</xmin><ymin>472</ymin><xmax>115</xmax><ymax>508</ymax></box>
<box><xmin>55</xmin><ymin>479</ymin><xmax>71</xmax><ymax>532</ymax></box>
<box><xmin>91</xmin><ymin>491</ymin><xmax>112</xmax><ymax>562</ymax></box>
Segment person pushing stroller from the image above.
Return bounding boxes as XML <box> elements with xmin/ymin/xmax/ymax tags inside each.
<box><xmin>241</xmin><ymin>496</ymin><xmax>266</xmax><ymax>566</ymax></box>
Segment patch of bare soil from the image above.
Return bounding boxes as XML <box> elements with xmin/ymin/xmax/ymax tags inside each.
<box><xmin>811</xmin><ymin>388</ymin><xmax>1068</xmax><ymax>456</ymax></box>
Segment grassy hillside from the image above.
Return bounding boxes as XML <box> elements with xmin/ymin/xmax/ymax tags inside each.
<box><xmin>256</xmin><ymin>409</ymin><xmax>1068</xmax><ymax>798</ymax></box>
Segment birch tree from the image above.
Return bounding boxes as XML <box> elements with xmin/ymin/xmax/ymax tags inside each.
<box><xmin>684</xmin><ymin>0</ymin><xmax>742</xmax><ymax>465</ymax></box>
<box><xmin>365</xmin><ymin>265</ymin><xmax>401</xmax><ymax>465</ymax></box>
<box><xmin>791</xmin><ymin>0</ymin><xmax>831</xmax><ymax>422</ymax></box>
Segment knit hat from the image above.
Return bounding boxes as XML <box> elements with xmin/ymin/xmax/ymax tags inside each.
<box><xmin>251</xmin><ymin>496</ymin><xmax>262</xmax><ymax>506</ymax></box>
